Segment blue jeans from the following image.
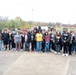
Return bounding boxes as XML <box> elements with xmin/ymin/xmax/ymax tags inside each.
<box><xmin>55</xmin><ymin>44</ymin><xmax>60</xmax><ymax>52</ymax></box>
<box><xmin>72</xmin><ymin>43</ymin><xmax>76</xmax><ymax>52</ymax></box>
<box><xmin>45</xmin><ymin>42</ymin><xmax>50</xmax><ymax>52</ymax></box>
<box><xmin>0</xmin><ymin>40</ymin><xmax>2</xmax><ymax>50</ymax></box>
<box><xmin>36</xmin><ymin>42</ymin><xmax>42</xmax><ymax>52</ymax></box>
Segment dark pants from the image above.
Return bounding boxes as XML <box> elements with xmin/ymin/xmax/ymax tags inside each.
<box><xmin>9</xmin><ymin>40</ymin><xmax>12</xmax><ymax>50</ymax></box>
<box><xmin>69</xmin><ymin>44</ymin><xmax>72</xmax><ymax>55</ymax></box>
<box><xmin>55</xmin><ymin>44</ymin><xmax>61</xmax><ymax>52</ymax></box>
<box><xmin>21</xmin><ymin>42</ymin><xmax>24</xmax><ymax>49</ymax></box>
<box><xmin>11</xmin><ymin>40</ymin><xmax>15</xmax><ymax>48</ymax></box>
<box><xmin>63</xmin><ymin>43</ymin><xmax>69</xmax><ymax>54</ymax></box>
<box><xmin>31</xmin><ymin>41</ymin><xmax>35</xmax><ymax>50</ymax></box>
<box><xmin>42</xmin><ymin>41</ymin><xmax>45</xmax><ymax>52</ymax></box>
<box><xmin>34</xmin><ymin>41</ymin><xmax>36</xmax><ymax>50</ymax></box>
<box><xmin>52</xmin><ymin>42</ymin><xmax>56</xmax><ymax>51</ymax></box>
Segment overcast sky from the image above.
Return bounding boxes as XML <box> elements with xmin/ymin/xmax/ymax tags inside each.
<box><xmin>0</xmin><ymin>0</ymin><xmax>76</xmax><ymax>24</ymax></box>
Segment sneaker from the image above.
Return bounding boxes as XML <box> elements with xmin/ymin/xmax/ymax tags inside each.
<box><xmin>66</xmin><ymin>54</ymin><xmax>68</xmax><ymax>57</ymax></box>
<box><xmin>12</xmin><ymin>49</ymin><xmax>14</xmax><ymax>50</ymax></box>
<box><xmin>54</xmin><ymin>52</ymin><xmax>57</xmax><ymax>55</ymax></box>
<box><xmin>58</xmin><ymin>53</ymin><xmax>60</xmax><ymax>55</ymax></box>
<box><xmin>62</xmin><ymin>54</ymin><xmax>66</xmax><ymax>56</ymax></box>
<box><xmin>21</xmin><ymin>49</ymin><xmax>23</xmax><ymax>51</ymax></box>
<box><xmin>31</xmin><ymin>50</ymin><xmax>34</xmax><ymax>52</ymax></box>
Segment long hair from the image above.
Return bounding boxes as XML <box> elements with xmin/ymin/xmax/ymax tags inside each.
<box><xmin>56</xmin><ymin>31</ymin><xmax>61</xmax><ymax>37</ymax></box>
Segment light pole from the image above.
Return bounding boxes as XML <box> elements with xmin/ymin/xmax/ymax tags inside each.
<box><xmin>32</xmin><ymin>9</ymin><xmax>33</xmax><ymax>21</ymax></box>
<box><xmin>31</xmin><ymin>9</ymin><xmax>34</xmax><ymax>28</ymax></box>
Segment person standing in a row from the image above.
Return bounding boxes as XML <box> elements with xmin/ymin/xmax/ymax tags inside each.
<box><xmin>45</xmin><ymin>32</ymin><xmax>50</xmax><ymax>52</ymax></box>
<box><xmin>62</xmin><ymin>28</ymin><xmax>70</xmax><ymax>56</ymax></box>
<box><xmin>0</xmin><ymin>30</ymin><xmax>2</xmax><ymax>50</ymax></box>
<box><xmin>36</xmin><ymin>30</ymin><xmax>43</xmax><ymax>52</ymax></box>
<box><xmin>50</xmin><ymin>29</ymin><xmax>55</xmax><ymax>51</ymax></box>
<box><xmin>24</xmin><ymin>31</ymin><xmax>31</xmax><ymax>51</ymax></box>
<box><xmin>72</xmin><ymin>30</ymin><xmax>76</xmax><ymax>52</ymax></box>
<box><xmin>2</xmin><ymin>29</ymin><xmax>9</xmax><ymax>50</ymax></box>
<box><xmin>14</xmin><ymin>32</ymin><xmax>21</xmax><ymax>51</ymax></box>
<box><xmin>68</xmin><ymin>31</ymin><xmax>73</xmax><ymax>55</ymax></box>
<box><xmin>30</xmin><ymin>31</ymin><xmax>35</xmax><ymax>52</ymax></box>
<box><xmin>11</xmin><ymin>30</ymin><xmax>16</xmax><ymax>50</ymax></box>
<box><xmin>55</xmin><ymin>31</ymin><xmax>61</xmax><ymax>54</ymax></box>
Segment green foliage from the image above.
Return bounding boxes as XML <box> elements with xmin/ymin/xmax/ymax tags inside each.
<box><xmin>1</xmin><ymin>16</ymin><xmax>75</xmax><ymax>31</ymax></box>
<box><xmin>0</xmin><ymin>16</ymin><xmax>32</xmax><ymax>30</ymax></box>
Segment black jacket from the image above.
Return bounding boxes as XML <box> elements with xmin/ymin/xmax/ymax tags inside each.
<box><xmin>25</xmin><ymin>33</ymin><xmax>31</xmax><ymax>43</ymax></box>
<box><xmin>2</xmin><ymin>33</ymin><xmax>9</xmax><ymax>41</ymax></box>
<box><xmin>30</xmin><ymin>34</ymin><xmax>35</xmax><ymax>42</ymax></box>
<box><xmin>61</xmin><ymin>32</ymin><xmax>70</xmax><ymax>43</ymax></box>
<box><xmin>72</xmin><ymin>35</ymin><xmax>76</xmax><ymax>43</ymax></box>
<box><xmin>50</xmin><ymin>33</ymin><xmax>55</xmax><ymax>43</ymax></box>
<box><xmin>55</xmin><ymin>36</ymin><xmax>62</xmax><ymax>44</ymax></box>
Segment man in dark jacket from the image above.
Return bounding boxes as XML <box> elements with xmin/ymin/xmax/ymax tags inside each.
<box><xmin>62</xmin><ymin>28</ymin><xmax>70</xmax><ymax>56</ymax></box>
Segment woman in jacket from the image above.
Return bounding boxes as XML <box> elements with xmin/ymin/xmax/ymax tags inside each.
<box><xmin>69</xmin><ymin>31</ymin><xmax>73</xmax><ymax>55</ymax></box>
<box><xmin>30</xmin><ymin>31</ymin><xmax>35</xmax><ymax>52</ymax></box>
<box><xmin>55</xmin><ymin>31</ymin><xmax>61</xmax><ymax>54</ymax></box>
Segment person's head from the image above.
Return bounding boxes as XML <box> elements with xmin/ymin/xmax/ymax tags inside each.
<box><xmin>45</xmin><ymin>32</ymin><xmax>48</xmax><ymax>35</ymax></box>
<box><xmin>51</xmin><ymin>28</ymin><xmax>54</xmax><ymax>31</ymax></box>
<box><xmin>56</xmin><ymin>31</ymin><xmax>61</xmax><ymax>36</ymax></box>
<box><xmin>38</xmin><ymin>26</ymin><xmax>41</xmax><ymax>30</ymax></box>
<box><xmin>4</xmin><ymin>30</ymin><xmax>7</xmax><ymax>33</ymax></box>
<box><xmin>42</xmin><ymin>29</ymin><xmax>44</xmax><ymax>34</ymax></box>
<box><xmin>63</xmin><ymin>28</ymin><xmax>68</xmax><ymax>33</ymax></box>
<box><xmin>48</xmin><ymin>27</ymin><xmax>51</xmax><ymax>31</ymax></box>
<box><xmin>38</xmin><ymin>30</ymin><xmax>42</xmax><ymax>33</ymax></box>
<box><xmin>32</xmin><ymin>30</ymin><xmax>34</xmax><ymax>34</ymax></box>
<box><xmin>16</xmin><ymin>31</ymin><xmax>20</xmax><ymax>35</ymax></box>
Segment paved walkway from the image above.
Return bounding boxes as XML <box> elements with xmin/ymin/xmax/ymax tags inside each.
<box><xmin>67</xmin><ymin>53</ymin><xmax>76</xmax><ymax>75</ymax></box>
<box><xmin>2</xmin><ymin>51</ymin><xmax>70</xmax><ymax>75</ymax></box>
<box><xmin>0</xmin><ymin>50</ymin><xmax>23</xmax><ymax>75</ymax></box>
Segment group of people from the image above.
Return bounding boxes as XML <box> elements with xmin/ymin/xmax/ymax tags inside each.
<box><xmin>0</xmin><ymin>26</ymin><xmax>76</xmax><ymax>56</ymax></box>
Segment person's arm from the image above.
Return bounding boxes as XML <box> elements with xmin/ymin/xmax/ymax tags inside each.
<box><xmin>14</xmin><ymin>35</ymin><xmax>16</xmax><ymax>43</ymax></box>
<box><xmin>35</xmin><ymin>34</ymin><xmax>37</xmax><ymax>41</ymax></box>
<box><xmin>20</xmin><ymin>37</ymin><xmax>21</xmax><ymax>43</ymax></box>
<box><xmin>66</xmin><ymin>33</ymin><xmax>70</xmax><ymax>42</ymax></box>
<box><xmin>42</xmin><ymin>35</ymin><xmax>43</xmax><ymax>41</ymax></box>
<box><xmin>1</xmin><ymin>33</ymin><xmax>4</xmax><ymax>40</ymax></box>
<box><xmin>61</xmin><ymin>34</ymin><xmax>64</xmax><ymax>42</ymax></box>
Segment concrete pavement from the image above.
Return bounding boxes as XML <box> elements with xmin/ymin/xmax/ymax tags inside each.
<box><xmin>3</xmin><ymin>52</ymin><xmax>70</xmax><ymax>75</ymax></box>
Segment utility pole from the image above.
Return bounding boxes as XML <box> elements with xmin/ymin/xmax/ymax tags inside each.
<box><xmin>32</xmin><ymin>9</ymin><xmax>33</xmax><ymax>21</ymax></box>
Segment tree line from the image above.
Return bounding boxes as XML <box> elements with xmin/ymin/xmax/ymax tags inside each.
<box><xmin>0</xmin><ymin>16</ymin><xmax>71</xmax><ymax>30</ymax></box>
